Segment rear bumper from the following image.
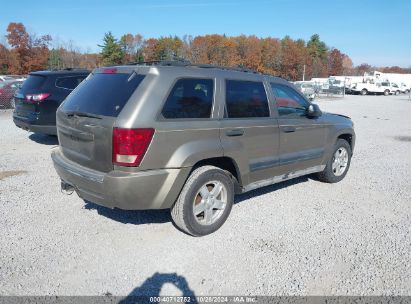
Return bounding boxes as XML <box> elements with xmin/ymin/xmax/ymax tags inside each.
<box><xmin>51</xmin><ymin>148</ymin><xmax>190</xmax><ymax>210</ymax></box>
<box><xmin>13</xmin><ymin>115</ymin><xmax>57</xmax><ymax>135</ymax></box>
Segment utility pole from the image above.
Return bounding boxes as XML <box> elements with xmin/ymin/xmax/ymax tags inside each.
<box><xmin>302</xmin><ymin>64</ymin><xmax>306</xmax><ymax>81</ymax></box>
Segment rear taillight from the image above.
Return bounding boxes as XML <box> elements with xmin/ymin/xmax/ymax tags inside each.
<box><xmin>25</xmin><ymin>93</ymin><xmax>50</xmax><ymax>102</ymax></box>
<box><xmin>112</xmin><ymin>128</ymin><xmax>154</xmax><ymax>167</ymax></box>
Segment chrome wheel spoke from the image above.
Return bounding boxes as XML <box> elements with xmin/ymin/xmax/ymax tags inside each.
<box><xmin>210</xmin><ymin>182</ymin><xmax>223</xmax><ymax>197</ymax></box>
<box><xmin>204</xmin><ymin>208</ymin><xmax>213</xmax><ymax>224</ymax></box>
<box><xmin>212</xmin><ymin>199</ymin><xmax>225</xmax><ymax>210</ymax></box>
<box><xmin>193</xmin><ymin>201</ymin><xmax>206</xmax><ymax>215</ymax></box>
<box><xmin>199</xmin><ymin>186</ymin><xmax>210</xmax><ymax>199</ymax></box>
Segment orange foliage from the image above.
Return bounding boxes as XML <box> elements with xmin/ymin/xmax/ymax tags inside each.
<box><xmin>3</xmin><ymin>22</ymin><xmax>409</xmax><ymax>79</ymax></box>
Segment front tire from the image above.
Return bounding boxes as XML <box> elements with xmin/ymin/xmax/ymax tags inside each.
<box><xmin>360</xmin><ymin>89</ymin><xmax>367</xmax><ymax>96</ymax></box>
<box><xmin>171</xmin><ymin>166</ymin><xmax>234</xmax><ymax>236</ymax></box>
<box><xmin>316</xmin><ymin>139</ymin><xmax>352</xmax><ymax>183</ymax></box>
<box><xmin>384</xmin><ymin>90</ymin><xmax>389</xmax><ymax>96</ymax></box>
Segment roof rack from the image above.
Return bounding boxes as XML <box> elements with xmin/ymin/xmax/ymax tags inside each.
<box><xmin>124</xmin><ymin>60</ymin><xmax>260</xmax><ymax>75</ymax></box>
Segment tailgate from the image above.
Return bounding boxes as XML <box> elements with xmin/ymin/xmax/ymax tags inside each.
<box><xmin>14</xmin><ymin>92</ymin><xmax>37</xmax><ymax>119</ymax></box>
<box><xmin>57</xmin><ymin>111</ymin><xmax>116</xmax><ymax>173</ymax></box>
<box><xmin>57</xmin><ymin>71</ymin><xmax>145</xmax><ymax>173</ymax></box>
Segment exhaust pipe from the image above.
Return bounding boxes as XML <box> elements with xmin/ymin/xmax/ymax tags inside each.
<box><xmin>61</xmin><ymin>180</ymin><xmax>75</xmax><ymax>195</ymax></box>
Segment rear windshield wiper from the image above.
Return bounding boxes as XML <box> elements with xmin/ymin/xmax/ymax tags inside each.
<box><xmin>64</xmin><ymin>111</ymin><xmax>102</xmax><ymax>119</ymax></box>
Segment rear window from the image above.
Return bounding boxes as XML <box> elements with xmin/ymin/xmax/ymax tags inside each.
<box><xmin>61</xmin><ymin>73</ymin><xmax>145</xmax><ymax>117</ymax></box>
<box><xmin>20</xmin><ymin>75</ymin><xmax>46</xmax><ymax>90</ymax></box>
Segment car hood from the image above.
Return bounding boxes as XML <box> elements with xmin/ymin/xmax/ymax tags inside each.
<box><xmin>321</xmin><ymin>112</ymin><xmax>353</xmax><ymax>126</ymax></box>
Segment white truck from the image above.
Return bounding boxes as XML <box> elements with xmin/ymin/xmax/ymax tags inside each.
<box><xmin>350</xmin><ymin>82</ymin><xmax>387</xmax><ymax>95</ymax></box>
<box><xmin>351</xmin><ymin>81</ymin><xmax>403</xmax><ymax>96</ymax></box>
<box><xmin>364</xmin><ymin>71</ymin><xmax>411</xmax><ymax>93</ymax></box>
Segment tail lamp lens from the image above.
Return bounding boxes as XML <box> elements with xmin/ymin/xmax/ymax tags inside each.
<box><xmin>112</xmin><ymin>128</ymin><xmax>154</xmax><ymax>167</ymax></box>
<box><xmin>25</xmin><ymin>93</ymin><xmax>50</xmax><ymax>102</ymax></box>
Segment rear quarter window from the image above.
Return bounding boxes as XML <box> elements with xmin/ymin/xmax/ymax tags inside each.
<box><xmin>161</xmin><ymin>78</ymin><xmax>214</xmax><ymax>119</ymax></box>
<box><xmin>61</xmin><ymin>72</ymin><xmax>145</xmax><ymax>117</ymax></box>
<box><xmin>55</xmin><ymin>76</ymin><xmax>87</xmax><ymax>90</ymax></box>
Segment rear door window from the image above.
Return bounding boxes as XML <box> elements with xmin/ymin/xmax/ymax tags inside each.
<box><xmin>161</xmin><ymin>78</ymin><xmax>214</xmax><ymax>119</ymax></box>
<box><xmin>61</xmin><ymin>72</ymin><xmax>145</xmax><ymax>117</ymax></box>
<box><xmin>55</xmin><ymin>76</ymin><xmax>87</xmax><ymax>90</ymax></box>
<box><xmin>225</xmin><ymin>80</ymin><xmax>269</xmax><ymax>118</ymax></box>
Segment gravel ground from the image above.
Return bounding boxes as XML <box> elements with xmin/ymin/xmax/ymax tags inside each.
<box><xmin>0</xmin><ymin>95</ymin><xmax>410</xmax><ymax>297</ymax></box>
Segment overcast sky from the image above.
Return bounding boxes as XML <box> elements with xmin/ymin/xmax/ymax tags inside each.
<box><xmin>1</xmin><ymin>0</ymin><xmax>410</xmax><ymax>67</ymax></box>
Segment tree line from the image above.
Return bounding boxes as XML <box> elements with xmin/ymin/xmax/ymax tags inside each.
<box><xmin>1</xmin><ymin>22</ymin><xmax>410</xmax><ymax>80</ymax></box>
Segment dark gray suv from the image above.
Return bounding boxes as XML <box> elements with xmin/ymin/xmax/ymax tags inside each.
<box><xmin>51</xmin><ymin>62</ymin><xmax>355</xmax><ymax>236</ymax></box>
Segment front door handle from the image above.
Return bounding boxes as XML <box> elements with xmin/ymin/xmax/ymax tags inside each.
<box><xmin>225</xmin><ymin>129</ymin><xmax>244</xmax><ymax>137</ymax></box>
<box><xmin>282</xmin><ymin>126</ymin><xmax>296</xmax><ymax>133</ymax></box>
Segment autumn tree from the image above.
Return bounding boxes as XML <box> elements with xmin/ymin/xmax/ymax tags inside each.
<box><xmin>180</xmin><ymin>35</ymin><xmax>194</xmax><ymax>61</ymax></box>
<box><xmin>381</xmin><ymin>66</ymin><xmax>411</xmax><ymax>73</ymax></box>
<box><xmin>191</xmin><ymin>34</ymin><xmax>239</xmax><ymax>66</ymax></box>
<box><xmin>307</xmin><ymin>34</ymin><xmax>328</xmax><ymax>77</ymax></box>
<box><xmin>355</xmin><ymin>63</ymin><xmax>372</xmax><ymax>76</ymax></box>
<box><xmin>154</xmin><ymin>36</ymin><xmax>183</xmax><ymax>61</ymax></box>
<box><xmin>260</xmin><ymin>38</ymin><xmax>281</xmax><ymax>75</ymax></box>
<box><xmin>120</xmin><ymin>33</ymin><xmax>144</xmax><ymax>62</ymax></box>
<box><xmin>99</xmin><ymin>32</ymin><xmax>124</xmax><ymax>65</ymax></box>
<box><xmin>279</xmin><ymin>37</ymin><xmax>308</xmax><ymax>81</ymax></box>
<box><xmin>342</xmin><ymin>55</ymin><xmax>354</xmax><ymax>75</ymax></box>
<box><xmin>6</xmin><ymin>22</ymin><xmax>51</xmax><ymax>74</ymax></box>
<box><xmin>4</xmin><ymin>22</ymin><xmax>406</xmax><ymax>78</ymax></box>
<box><xmin>0</xmin><ymin>44</ymin><xmax>11</xmax><ymax>74</ymax></box>
<box><xmin>328</xmin><ymin>48</ymin><xmax>345</xmax><ymax>76</ymax></box>
<box><xmin>235</xmin><ymin>35</ymin><xmax>262</xmax><ymax>71</ymax></box>
<box><xmin>190</xmin><ymin>36</ymin><xmax>210</xmax><ymax>64</ymax></box>
<box><xmin>48</xmin><ymin>49</ymin><xmax>63</xmax><ymax>70</ymax></box>
<box><xmin>142</xmin><ymin>38</ymin><xmax>159</xmax><ymax>61</ymax></box>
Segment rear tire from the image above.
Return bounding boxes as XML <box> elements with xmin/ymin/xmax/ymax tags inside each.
<box><xmin>384</xmin><ymin>90</ymin><xmax>389</xmax><ymax>96</ymax></box>
<box><xmin>316</xmin><ymin>139</ymin><xmax>352</xmax><ymax>183</ymax></box>
<box><xmin>360</xmin><ymin>89</ymin><xmax>367</xmax><ymax>96</ymax></box>
<box><xmin>171</xmin><ymin>166</ymin><xmax>234</xmax><ymax>236</ymax></box>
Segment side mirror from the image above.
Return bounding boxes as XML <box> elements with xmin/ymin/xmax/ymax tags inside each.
<box><xmin>307</xmin><ymin>104</ymin><xmax>322</xmax><ymax>118</ymax></box>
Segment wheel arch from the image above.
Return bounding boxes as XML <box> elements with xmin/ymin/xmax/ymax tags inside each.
<box><xmin>337</xmin><ymin>132</ymin><xmax>355</xmax><ymax>154</ymax></box>
<box><xmin>192</xmin><ymin>157</ymin><xmax>242</xmax><ymax>194</ymax></box>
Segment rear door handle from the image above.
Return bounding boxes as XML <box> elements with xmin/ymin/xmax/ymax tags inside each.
<box><xmin>282</xmin><ymin>126</ymin><xmax>296</xmax><ymax>133</ymax></box>
<box><xmin>225</xmin><ymin>129</ymin><xmax>244</xmax><ymax>137</ymax></box>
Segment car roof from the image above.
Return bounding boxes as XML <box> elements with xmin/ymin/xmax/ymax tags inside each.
<box><xmin>1</xmin><ymin>79</ymin><xmax>22</xmax><ymax>85</ymax></box>
<box><xmin>30</xmin><ymin>69</ymin><xmax>90</xmax><ymax>76</ymax></box>
<box><xmin>94</xmin><ymin>62</ymin><xmax>289</xmax><ymax>85</ymax></box>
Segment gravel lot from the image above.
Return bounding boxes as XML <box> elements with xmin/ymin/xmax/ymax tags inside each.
<box><xmin>0</xmin><ymin>95</ymin><xmax>410</xmax><ymax>297</ymax></box>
